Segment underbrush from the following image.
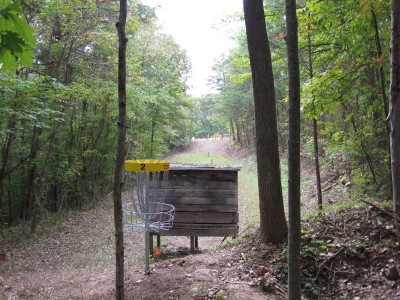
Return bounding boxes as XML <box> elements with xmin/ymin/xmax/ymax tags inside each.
<box><xmin>224</xmin><ymin>201</ymin><xmax>400</xmax><ymax>299</ymax></box>
<box><xmin>300</xmin><ymin>202</ymin><xmax>399</xmax><ymax>299</ymax></box>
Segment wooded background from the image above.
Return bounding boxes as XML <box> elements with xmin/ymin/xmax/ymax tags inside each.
<box><xmin>0</xmin><ymin>0</ymin><xmax>391</xmax><ymax>229</ymax></box>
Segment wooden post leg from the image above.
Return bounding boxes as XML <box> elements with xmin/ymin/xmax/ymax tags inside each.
<box><xmin>195</xmin><ymin>236</ymin><xmax>198</xmax><ymax>249</ymax></box>
<box><xmin>145</xmin><ymin>230</ymin><xmax>150</xmax><ymax>271</ymax></box>
<box><xmin>149</xmin><ymin>233</ymin><xmax>154</xmax><ymax>256</ymax></box>
<box><xmin>157</xmin><ymin>234</ymin><xmax>161</xmax><ymax>249</ymax></box>
<box><xmin>190</xmin><ymin>236</ymin><xmax>195</xmax><ymax>253</ymax></box>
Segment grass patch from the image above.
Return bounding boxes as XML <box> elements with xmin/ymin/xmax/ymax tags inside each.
<box><xmin>303</xmin><ymin>196</ymin><xmax>363</xmax><ymax>221</ymax></box>
<box><xmin>170</xmin><ymin>152</ymin><xmax>235</xmax><ymax>166</ymax></box>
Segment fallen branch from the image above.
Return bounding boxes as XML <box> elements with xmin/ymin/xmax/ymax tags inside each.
<box><xmin>274</xmin><ymin>283</ymin><xmax>288</xmax><ymax>299</ymax></box>
<box><xmin>310</xmin><ymin>181</ymin><xmax>340</xmax><ymax>198</ymax></box>
<box><xmin>225</xmin><ymin>281</ymin><xmax>252</xmax><ymax>285</ymax></box>
<box><xmin>316</xmin><ymin>248</ymin><xmax>344</xmax><ymax>279</ymax></box>
<box><xmin>361</xmin><ymin>199</ymin><xmax>400</xmax><ymax>223</ymax></box>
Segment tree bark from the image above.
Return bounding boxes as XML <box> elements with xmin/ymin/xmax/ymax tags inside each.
<box><xmin>243</xmin><ymin>0</ymin><xmax>287</xmax><ymax>243</ymax></box>
<box><xmin>235</xmin><ymin>121</ymin><xmax>241</xmax><ymax>144</ymax></box>
<box><xmin>390</xmin><ymin>0</ymin><xmax>400</xmax><ymax>238</ymax></box>
<box><xmin>22</xmin><ymin>126</ymin><xmax>41</xmax><ymax>222</ymax></box>
<box><xmin>286</xmin><ymin>0</ymin><xmax>302</xmax><ymax>298</ymax></box>
<box><xmin>0</xmin><ymin>119</ymin><xmax>16</xmax><ymax>211</ymax></box>
<box><xmin>114</xmin><ymin>0</ymin><xmax>128</xmax><ymax>299</ymax></box>
<box><xmin>149</xmin><ymin>109</ymin><xmax>158</xmax><ymax>158</ymax></box>
<box><xmin>230</xmin><ymin>119</ymin><xmax>236</xmax><ymax>142</ymax></box>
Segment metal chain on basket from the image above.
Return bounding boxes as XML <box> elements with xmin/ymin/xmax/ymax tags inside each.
<box><xmin>124</xmin><ymin>170</ymin><xmax>174</xmax><ymax>232</ymax></box>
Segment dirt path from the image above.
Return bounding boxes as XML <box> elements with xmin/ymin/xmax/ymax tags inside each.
<box><xmin>1</xmin><ymin>140</ymin><xmax>275</xmax><ymax>300</ymax></box>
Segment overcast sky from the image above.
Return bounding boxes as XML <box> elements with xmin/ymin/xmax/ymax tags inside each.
<box><xmin>140</xmin><ymin>0</ymin><xmax>243</xmax><ymax>97</ymax></box>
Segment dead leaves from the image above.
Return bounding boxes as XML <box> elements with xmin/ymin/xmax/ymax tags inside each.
<box><xmin>300</xmin><ymin>204</ymin><xmax>400</xmax><ymax>298</ymax></box>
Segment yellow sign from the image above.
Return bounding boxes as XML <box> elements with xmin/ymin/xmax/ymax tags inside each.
<box><xmin>125</xmin><ymin>159</ymin><xmax>170</xmax><ymax>172</ymax></box>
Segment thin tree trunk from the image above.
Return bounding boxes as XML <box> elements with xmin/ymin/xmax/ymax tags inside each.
<box><xmin>114</xmin><ymin>1</ymin><xmax>128</xmax><ymax>298</ymax></box>
<box><xmin>149</xmin><ymin>110</ymin><xmax>158</xmax><ymax>158</ymax></box>
<box><xmin>0</xmin><ymin>119</ymin><xmax>16</xmax><ymax>209</ymax></box>
<box><xmin>372</xmin><ymin>8</ymin><xmax>392</xmax><ymax>184</ymax></box>
<box><xmin>390</xmin><ymin>0</ymin><xmax>400</xmax><ymax>238</ymax></box>
<box><xmin>312</xmin><ymin>119</ymin><xmax>322</xmax><ymax>208</ymax></box>
<box><xmin>230</xmin><ymin>119</ymin><xmax>236</xmax><ymax>142</ymax></box>
<box><xmin>307</xmin><ymin>25</ymin><xmax>323</xmax><ymax>210</ymax></box>
<box><xmin>22</xmin><ymin>126</ymin><xmax>41</xmax><ymax>221</ymax></box>
<box><xmin>243</xmin><ymin>0</ymin><xmax>287</xmax><ymax>243</ymax></box>
<box><xmin>286</xmin><ymin>0</ymin><xmax>302</xmax><ymax>298</ymax></box>
<box><xmin>235</xmin><ymin>121</ymin><xmax>241</xmax><ymax>144</ymax></box>
<box><xmin>372</xmin><ymin>9</ymin><xmax>390</xmax><ymax>137</ymax></box>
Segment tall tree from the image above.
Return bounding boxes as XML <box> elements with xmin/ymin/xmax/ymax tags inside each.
<box><xmin>243</xmin><ymin>0</ymin><xmax>287</xmax><ymax>243</ymax></box>
<box><xmin>390</xmin><ymin>0</ymin><xmax>400</xmax><ymax>237</ymax></box>
<box><xmin>113</xmin><ymin>0</ymin><xmax>127</xmax><ymax>298</ymax></box>
<box><xmin>286</xmin><ymin>0</ymin><xmax>301</xmax><ymax>298</ymax></box>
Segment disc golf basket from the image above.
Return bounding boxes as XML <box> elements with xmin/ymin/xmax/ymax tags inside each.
<box><xmin>123</xmin><ymin>159</ymin><xmax>174</xmax><ymax>272</ymax></box>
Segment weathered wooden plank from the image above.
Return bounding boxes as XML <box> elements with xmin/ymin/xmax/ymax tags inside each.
<box><xmin>164</xmin><ymin>188</ymin><xmax>237</xmax><ymax>197</ymax></box>
<box><xmin>169</xmin><ymin>204</ymin><xmax>238</xmax><ymax>213</ymax></box>
<box><xmin>155</xmin><ymin>224</ymin><xmax>239</xmax><ymax>237</ymax></box>
<box><xmin>152</xmin><ymin>212</ymin><xmax>239</xmax><ymax>224</ymax></box>
<box><xmin>166</xmin><ymin>181</ymin><xmax>237</xmax><ymax>190</ymax></box>
<box><xmin>163</xmin><ymin>229</ymin><xmax>237</xmax><ymax>237</ymax></box>
<box><xmin>169</xmin><ymin>170</ymin><xmax>238</xmax><ymax>181</ymax></box>
<box><xmin>161</xmin><ymin>229</ymin><xmax>237</xmax><ymax>237</ymax></box>
<box><xmin>172</xmin><ymin>212</ymin><xmax>239</xmax><ymax>224</ymax></box>
<box><xmin>168</xmin><ymin>171</ymin><xmax>238</xmax><ymax>182</ymax></box>
<box><xmin>170</xmin><ymin>164</ymin><xmax>241</xmax><ymax>171</ymax></box>
<box><xmin>166</xmin><ymin>223</ymin><xmax>239</xmax><ymax>229</ymax></box>
<box><xmin>164</xmin><ymin>196</ymin><xmax>238</xmax><ymax>206</ymax></box>
<box><xmin>169</xmin><ymin>169</ymin><xmax>237</xmax><ymax>177</ymax></box>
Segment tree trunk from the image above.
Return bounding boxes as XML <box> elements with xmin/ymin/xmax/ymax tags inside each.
<box><xmin>230</xmin><ymin>119</ymin><xmax>236</xmax><ymax>142</ymax></box>
<box><xmin>22</xmin><ymin>126</ymin><xmax>41</xmax><ymax>222</ymax></box>
<box><xmin>372</xmin><ymin>8</ymin><xmax>392</xmax><ymax>185</ymax></box>
<box><xmin>286</xmin><ymin>0</ymin><xmax>302</xmax><ymax>298</ymax></box>
<box><xmin>307</xmin><ymin>25</ymin><xmax>323</xmax><ymax>210</ymax></box>
<box><xmin>235</xmin><ymin>121</ymin><xmax>241</xmax><ymax>144</ymax></box>
<box><xmin>372</xmin><ymin>9</ymin><xmax>391</xmax><ymax>141</ymax></box>
<box><xmin>390</xmin><ymin>0</ymin><xmax>400</xmax><ymax>238</ymax></box>
<box><xmin>243</xmin><ymin>0</ymin><xmax>287</xmax><ymax>243</ymax></box>
<box><xmin>149</xmin><ymin>110</ymin><xmax>158</xmax><ymax>158</ymax></box>
<box><xmin>0</xmin><ymin>119</ymin><xmax>16</xmax><ymax>210</ymax></box>
<box><xmin>114</xmin><ymin>1</ymin><xmax>128</xmax><ymax>299</ymax></box>
<box><xmin>312</xmin><ymin>119</ymin><xmax>322</xmax><ymax>208</ymax></box>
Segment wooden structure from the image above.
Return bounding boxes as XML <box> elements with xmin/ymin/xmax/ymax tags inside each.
<box><xmin>149</xmin><ymin>163</ymin><xmax>240</xmax><ymax>253</ymax></box>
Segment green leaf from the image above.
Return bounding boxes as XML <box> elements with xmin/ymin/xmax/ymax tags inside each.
<box><xmin>0</xmin><ymin>0</ymin><xmax>35</xmax><ymax>70</ymax></box>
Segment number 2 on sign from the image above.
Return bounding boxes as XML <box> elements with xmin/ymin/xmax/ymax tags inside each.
<box><xmin>140</xmin><ymin>164</ymin><xmax>146</xmax><ymax>170</ymax></box>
